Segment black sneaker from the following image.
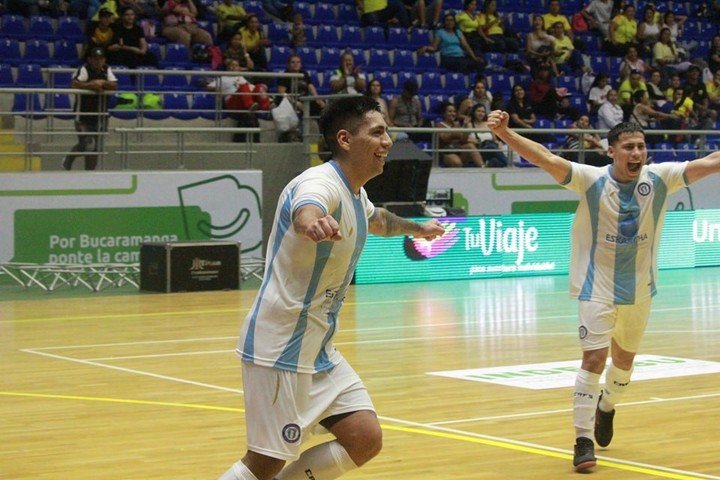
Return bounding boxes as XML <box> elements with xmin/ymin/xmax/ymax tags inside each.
<box><xmin>61</xmin><ymin>156</ymin><xmax>72</xmax><ymax>171</ymax></box>
<box><xmin>595</xmin><ymin>404</ymin><xmax>615</xmax><ymax>448</ymax></box>
<box><xmin>573</xmin><ymin>437</ymin><xmax>597</xmax><ymax>472</ymax></box>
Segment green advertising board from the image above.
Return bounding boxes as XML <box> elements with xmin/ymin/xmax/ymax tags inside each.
<box><xmin>354</xmin><ymin>210</ymin><xmax>720</xmax><ymax>285</ymax></box>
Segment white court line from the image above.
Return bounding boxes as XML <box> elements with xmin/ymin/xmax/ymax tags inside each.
<box><xmin>381</xmin><ymin>416</ymin><xmax>720</xmax><ymax>480</ymax></box>
<box><xmin>21</xmin><ymin>348</ymin><xmax>243</xmax><ymax>395</ymax></box>
<box><xmin>427</xmin><ymin>392</ymin><xmax>720</xmax><ymax>425</ymax></box>
<box><xmin>86</xmin><ymin>349</ymin><xmax>233</xmax><ymax>361</ymax></box>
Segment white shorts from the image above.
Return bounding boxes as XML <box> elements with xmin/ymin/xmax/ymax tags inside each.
<box><xmin>241</xmin><ymin>357</ymin><xmax>375</xmax><ymax>461</ymax></box>
<box><xmin>577</xmin><ymin>298</ymin><xmax>651</xmax><ymax>352</ymax></box>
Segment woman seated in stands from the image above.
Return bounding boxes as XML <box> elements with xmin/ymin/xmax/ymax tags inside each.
<box><xmin>525</xmin><ymin>14</ymin><xmax>557</xmax><ymax>75</ymax></box>
<box><xmin>478</xmin><ymin>0</ymin><xmax>519</xmax><ymax>53</ymax></box>
<box><xmin>507</xmin><ymin>83</ymin><xmax>552</xmax><ymax>144</ymax></box>
<box><xmin>388</xmin><ymin>79</ymin><xmax>425</xmax><ymax>142</ymax></box>
<box><xmin>457</xmin><ymin>77</ymin><xmax>492</xmax><ymax>124</ymax></box>
<box><xmin>636</xmin><ymin>4</ymin><xmax>660</xmax><ymax>56</ymax></box>
<box><xmin>587</xmin><ymin>72</ymin><xmax>612</xmax><ymax>115</ymax></box>
<box><xmin>561</xmin><ymin>114</ymin><xmax>610</xmax><ymax>166</ymax></box>
<box><xmin>618</xmin><ymin>46</ymin><xmax>648</xmax><ymax>80</ymax></box>
<box><xmin>528</xmin><ymin>62</ymin><xmax>561</xmax><ymax>117</ymax></box>
<box><xmin>239</xmin><ymin>14</ymin><xmax>271</xmax><ymax>70</ymax></box>
<box><xmin>276</xmin><ymin>53</ymin><xmax>325</xmax><ymax>117</ymax></box>
<box><xmin>107</xmin><ymin>7</ymin><xmax>158</xmax><ymax>68</ymax></box>
<box><xmin>653</xmin><ymin>27</ymin><xmax>692</xmax><ymax>75</ymax></box>
<box><xmin>161</xmin><ymin>0</ymin><xmax>213</xmax><ymax>48</ymax></box>
<box><xmin>605</xmin><ymin>3</ymin><xmax>639</xmax><ymax>57</ymax></box>
<box><xmin>436</xmin><ymin>101</ymin><xmax>484</xmax><ymax>167</ymax></box>
<box><xmin>419</xmin><ymin>13</ymin><xmax>485</xmax><ymax>74</ymax></box>
<box><xmin>365</xmin><ymin>79</ymin><xmax>390</xmax><ymax>124</ymax></box>
<box><xmin>464</xmin><ymin>103</ymin><xmax>507</xmax><ymax>167</ymax></box>
<box><xmin>223</xmin><ymin>32</ymin><xmax>254</xmax><ymax>70</ymax></box>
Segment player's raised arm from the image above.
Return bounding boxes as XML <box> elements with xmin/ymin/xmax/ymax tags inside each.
<box><xmin>684</xmin><ymin>150</ymin><xmax>720</xmax><ymax>185</ymax></box>
<box><xmin>487</xmin><ymin>110</ymin><xmax>572</xmax><ymax>184</ymax></box>
<box><xmin>368</xmin><ymin>207</ymin><xmax>445</xmax><ymax>240</ymax></box>
<box><xmin>293</xmin><ymin>204</ymin><xmax>342</xmax><ymax>242</ymax></box>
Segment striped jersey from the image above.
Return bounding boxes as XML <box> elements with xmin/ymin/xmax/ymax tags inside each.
<box><xmin>238</xmin><ymin>161</ymin><xmax>375</xmax><ymax>373</ymax></box>
<box><xmin>562</xmin><ymin>161</ymin><xmax>688</xmax><ymax>305</ymax></box>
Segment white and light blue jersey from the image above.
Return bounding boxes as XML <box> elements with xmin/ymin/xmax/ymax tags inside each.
<box><xmin>563</xmin><ymin>161</ymin><xmax>687</xmax><ymax>305</ymax></box>
<box><xmin>238</xmin><ymin>161</ymin><xmax>375</xmax><ymax>373</ymax></box>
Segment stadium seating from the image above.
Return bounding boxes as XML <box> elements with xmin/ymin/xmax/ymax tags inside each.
<box><xmin>0</xmin><ymin>38</ymin><xmax>23</xmax><ymax>66</ymax></box>
<box><xmin>28</xmin><ymin>15</ymin><xmax>55</xmax><ymax>40</ymax></box>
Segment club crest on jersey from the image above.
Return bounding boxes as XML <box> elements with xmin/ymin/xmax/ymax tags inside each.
<box><xmin>282</xmin><ymin>423</ymin><xmax>301</xmax><ymax>443</ymax></box>
<box><xmin>637</xmin><ymin>182</ymin><xmax>651</xmax><ymax>196</ymax></box>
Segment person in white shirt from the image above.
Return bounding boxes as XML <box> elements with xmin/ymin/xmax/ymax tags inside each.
<box><xmin>219</xmin><ymin>96</ymin><xmax>445</xmax><ymax>480</ymax></box>
<box><xmin>487</xmin><ymin>109</ymin><xmax>720</xmax><ymax>473</ymax></box>
<box><xmin>597</xmin><ymin>89</ymin><xmax>624</xmax><ymax>131</ymax></box>
<box><xmin>583</xmin><ymin>0</ymin><xmax>613</xmax><ymax>37</ymax></box>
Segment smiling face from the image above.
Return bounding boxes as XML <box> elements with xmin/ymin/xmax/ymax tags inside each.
<box><xmin>608</xmin><ymin>132</ymin><xmax>647</xmax><ymax>182</ymax></box>
<box><xmin>343</xmin><ymin>110</ymin><xmax>392</xmax><ymax>180</ymax></box>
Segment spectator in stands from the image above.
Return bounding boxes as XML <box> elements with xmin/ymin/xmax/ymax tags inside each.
<box><xmin>707</xmin><ymin>68</ymin><xmax>720</xmax><ymax>114</ymax></box>
<box><xmin>669</xmin><ymin>85</ymin><xmax>699</xmax><ymax>133</ymax></box>
<box><xmin>277</xmin><ymin>54</ymin><xmax>325</xmax><ymax>117</ymax></box>
<box><xmin>526</xmin><ymin>14</ymin><xmax>557</xmax><ymax>74</ymax></box>
<box><xmin>561</xmin><ymin>114</ymin><xmax>610</xmax><ymax>166</ymax></box>
<box><xmin>6</xmin><ymin>0</ymin><xmax>41</xmax><ymax>16</ymax></box>
<box><xmin>204</xmin><ymin>58</ymin><xmax>271</xmax><ymax>111</ymax></box>
<box><xmin>329</xmin><ymin>51</ymin><xmax>367</xmax><ymax>95</ymax></box>
<box><xmin>161</xmin><ymin>0</ymin><xmax>213</xmax><ymax>48</ymax></box>
<box><xmin>528</xmin><ymin>62</ymin><xmax>562</xmax><ymax>117</ymax></box>
<box><xmin>465</xmin><ymin>103</ymin><xmax>507</xmax><ymax>167</ymax></box>
<box><xmin>549</xmin><ymin>21</ymin><xmax>584</xmax><ymax>74</ymax></box>
<box><xmin>457</xmin><ymin>77</ymin><xmax>492</xmax><ymax>124</ymax></box>
<box><xmin>358</xmin><ymin>0</ymin><xmax>411</xmax><ymax>28</ymax></box>
<box><xmin>555</xmin><ymin>94</ymin><xmax>580</xmax><ymax>122</ymax></box>
<box><xmin>478</xmin><ymin>0</ymin><xmax>520</xmax><ymax>53</ymax></box>
<box><xmin>62</xmin><ymin>47</ymin><xmax>118</xmax><ymax>171</ymax></box>
<box><xmin>89</xmin><ymin>0</ymin><xmax>119</xmax><ymax>21</ymax></box>
<box><xmin>403</xmin><ymin>0</ymin><xmax>442</xmax><ymax>30</ymax></box>
<box><xmin>290</xmin><ymin>12</ymin><xmax>308</xmax><ymax>48</ymax></box>
<box><xmin>507</xmin><ymin>83</ymin><xmax>552</xmax><ymax>143</ymax></box>
<box><xmin>709</xmin><ymin>35</ymin><xmax>720</xmax><ymax>74</ymax></box>
<box><xmin>646</xmin><ymin>68</ymin><xmax>671</xmax><ymax>111</ymax></box>
<box><xmin>455</xmin><ymin>0</ymin><xmax>484</xmax><ymax>57</ymax></box>
<box><xmin>260</xmin><ymin>0</ymin><xmax>293</xmax><ymax>21</ymax></box>
<box><xmin>618</xmin><ymin>69</ymin><xmax>647</xmax><ymax>119</ymax></box>
<box><xmin>365</xmin><ymin>79</ymin><xmax>390</xmax><ymax>124</ymax></box>
<box><xmin>388</xmin><ymin>79</ymin><xmax>425</xmax><ymax>141</ymax></box>
<box><xmin>419</xmin><ymin>13</ymin><xmax>486</xmax><ymax>74</ymax></box>
<box><xmin>216</xmin><ymin>0</ymin><xmax>247</xmax><ymax>42</ymax></box>
<box><xmin>619</xmin><ymin>46</ymin><xmax>648</xmax><ymax>80</ymax></box>
<box><xmin>239</xmin><ymin>14</ymin><xmax>270</xmax><ymax>70</ymax></box>
<box><xmin>630</xmin><ymin>90</ymin><xmax>680</xmax><ymax>140</ymax></box>
<box><xmin>664</xmin><ymin>72</ymin><xmax>681</xmax><ymax>102</ymax></box>
<box><xmin>223</xmin><ymin>32</ymin><xmax>253</xmax><ymax>70</ymax></box>
<box><xmin>582</xmin><ymin>0</ymin><xmax>612</xmax><ymax>37</ymax></box>
<box><xmin>653</xmin><ymin>27</ymin><xmax>692</xmax><ymax>74</ymax></box>
<box><xmin>108</xmin><ymin>7</ymin><xmax>158</xmax><ymax>68</ymax></box>
<box><xmin>636</xmin><ymin>4</ymin><xmax>660</xmax><ymax>56</ymax></box>
<box><xmin>605</xmin><ymin>3</ymin><xmax>638</xmax><ymax>57</ymax></box>
<box><xmin>597</xmin><ymin>88</ymin><xmax>623</xmax><ymax>130</ymax></box>
<box><xmin>587</xmin><ymin>72</ymin><xmax>612</xmax><ymax>114</ymax></box>
<box><xmin>436</xmin><ymin>102</ymin><xmax>484</xmax><ymax>167</ymax></box>
<box><xmin>542</xmin><ymin>0</ymin><xmax>572</xmax><ymax>39</ymax></box>
<box><xmin>661</xmin><ymin>10</ymin><xmax>696</xmax><ymax>57</ymax></box>
<box><xmin>685</xmin><ymin>65</ymin><xmax>718</xmax><ymax>128</ymax></box>
<box><xmin>87</xmin><ymin>8</ymin><xmax>116</xmax><ymax>52</ymax></box>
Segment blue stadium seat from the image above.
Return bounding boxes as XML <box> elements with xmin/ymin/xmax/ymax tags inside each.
<box><xmin>486</xmin><ymin>52</ymin><xmax>504</xmax><ymax>68</ymax></box>
<box><xmin>555</xmin><ymin>118</ymin><xmax>573</xmax><ymax>130</ymax></box>
<box><xmin>12</xmin><ymin>93</ymin><xmax>44</xmax><ymax>119</ymax></box>
<box><xmin>408</xmin><ymin>28</ymin><xmax>431</xmax><ymax>49</ymax></box>
<box><xmin>24</xmin><ymin>39</ymin><xmax>53</xmax><ymax>66</ymax></box>
<box><xmin>53</xmin><ymin>39</ymin><xmax>80</xmax><ymax>66</ymax></box>
<box><xmin>387</xmin><ymin>27</ymin><xmax>410</xmax><ymax>48</ymax></box>
<box><xmin>341</xmin><ymin>25</ymin><xmax>363</xmax><ymax>48</ymax></box>
<box><xmin>112</xmin><ymin>68</ymin><xmax>136</xmax><ymax>91</ymax></box>
<box><xmin>268</xmin><ymin>45</ymin><xmax>293</xmax><ymax>68</ymax></box>
<box><xmin>367</xmin><ymin>48</ymin><xmax>392</xmax><ymax>69</ymax></box>
<box><xmin>569</xmin><ymin>95</ymin><xmax>588</xmax><ymax>115</ymax></box>
<box><xmin>337</xmin><ymin>4</ymin><xmax>359</xmax><ymax>25</ymax></box>
<box><xmin>1</xmin><ymin>15</ymin><xmax>27</xmax><ymax>39</ymax></box>
<box><xmin>419</xmin><ymin>71</ymin><xmax>442</xmax><ymax>93</ymax></box>
<box><xmin>313</xmin><ymin>3</ymin><xmax>336</xmax><ymax>24</ymax></box>
<box><xmin>556</xmin><ymin>75</ymin><xmax>579</xmax><ymax>93</ymax></box>
<box><xmin>296</xmin><ymin>46</ymin><xmax>319</xmax><ymax>68</ymax></box>
<box><xmin>165</xmin><ymin>93</ymin><xmax>197</xmax><ymax>120</ymax></box>
<box><xmin>508</xmin><ymin>12</ymin><xmax>531</xmax><ymax>32</ymax></box>
<box><xmin>192</xmin><ymin>93</ymin><xmax>222</xmax><ymax>120</ymax></box>
<box><xmin>138</xmin><ymin>68</ymin><xmax>161</xmax><ymax>91</ymax></box>
<box><xmin>608</xmin><ymin>56</ymin><xmax>622</xmax><ymax>76</ymax></box>
<box><xmin>28</xmin><ymin>15</ymin><xmax>56</xmax><ymax>40</ymax></box>
<box><xmin>0</xmin><ymin>38</ymin><xmax>22</xmax><ymax>66</ymax></box>
<box><xmin>392</xmin><ymin>49</ymin><xmax>414</xmax><ymax>71</ymax></box>
<box><xmin>16</xmin><ymin>63</ymin><xmax>45</xmax><ymax>87</ymax></box>
<box><xmin>487</xmin><ymin>74</ymin><xmax>512</xmax><ymax>91</ymax></box>
<box><xmin>363</xmin><ymin>26</ymin><xmax>385</xmax><ymax>44</ymax></box>
<box><xmin>347</xmin><ymin>47</ymin><xmax>366</xmax><ymax>67</ymax></box>
<box><xmin>147</xmin><ymin>42</ymin><xmax>162</xmax><ymax>63</ymax></box>
<box><xmin>267</xmin><ymin>22</ymin><xmax>290</xmax><ymax>45</ymax></box>
<box><xmin>371</xmin><ymin>70</ymin><xmax>395</xmax><ymax>92</ymax></box>
<box><xmin>589</xmin><ymin>56</ymin><xmax>608</xmax><ymax>74</ymax></box>
<box><xmin>0</xmin><ymin>63</ymin><xmax>14</xmax><ymax>87</ymax></box>
<box><xmin>396</xmin><ymin>71</ymin><xmax>417</xmax><ymax>90</ymax></box>
<box><xmin>311</xmin><ymin>25</ymin><xmax>340</xmax><ymax>46</ymax></box>
<box><xmin>161</xmin><ymin>69</ymin><xmax>190</xmax><ymax>91</ymax></box>
<box><xmin>243</xmin><ymin>0</ymin><xmax>267</xmax><ymax>21</ymax></box>
<box><xmin>651</xmin><ymin>150</ymin><xmax>677</xmax><ymax>163</ymax></box>
<box><xmin>56</xmin><ymin>16</ymin><xmax>84</xmax><ymax>41</ymax></box>
<box><xmin>425</xmin><ymin>93</ymin><xmax>448</xmax><ymax>116</ymax></box>
<box><xmin>161</xmin><ymin>43</ymin><xmax>191</xmax><ymax>68</ymax></box>
<box><xmin>293</xmin><ymin>2</ymin><xmax>313</xmax><ymax>22</ymax></box>
<box><xmin>46</xmin><ymin>93</ymin><xmax>74</xmax><ymax>120</ymax></box>
<box><xmin>444</xmin><ymin>72</ymin><xmax>467</xmax><ymax>93</ymax></box>
<box><xmin>415</xmin><ymin>52</ymin><xmax>438</xmax><ymax>71</ymax></box>
<box><xmin>319</xmin><ymin>46</ymin><xmax>343</xmax><ymax>69</ymax></box>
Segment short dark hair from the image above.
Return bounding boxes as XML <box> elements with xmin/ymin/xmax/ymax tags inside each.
<box><xmin>318</xmin><ymin>96</ymin><xmax>381</xmax><ymax>156</ymax></box>
<box><xmin>607</xmin><ymin>122</ymin><xmax>645</xmax><ymax>146</ymax></box>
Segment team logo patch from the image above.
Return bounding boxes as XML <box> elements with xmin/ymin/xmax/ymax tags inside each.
<box><xmin>637</xmin><ymin>182</ymin><xmax>651</xmax><ymax>196</ymax></box>
<box><xmin>282</xmin><ymin>423</ymin><xmax>301</xmax><ymax>443</ymax></box>
<box><xmin>579</xmin><ymin>325</ymin><xmax>588</xmax><ymax>339</ymax></box>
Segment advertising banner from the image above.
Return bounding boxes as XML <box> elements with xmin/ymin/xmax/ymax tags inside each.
<box><xmin>0</xmin><ymin>172</ymin><xmax>262</xmax><ymax>265</ymax></box>
<box><xmin>355</xmin><ymin>210</ymin><xmax>720</xmax><ymax>284</ymax></box>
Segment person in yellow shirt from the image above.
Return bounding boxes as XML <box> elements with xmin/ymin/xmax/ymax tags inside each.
<box><xmin>478</xmin><ymin>0</ymin><xmax>519</xmax><ymax>52</ymax></box>
<box><xmin>542</xmin><ymin>0</ymin><xmax>572</xmax><ymax>38</ymax></box>
<box><xmin>455</xmin><ymin>0</ymin><xmax>483</xmax><ymax>56</ymax></box>
<box><xmin>606</xmin><ymin>3</ymin><xmax>639</xmax><ymax>56</ymax></box>
<box><xmin>216</xmin><ymin>0</ymin><xmax>247</xmax><ymax>41</ymax></box>
<box><xmin>240</xmin><ymin>14</ymin><xmax>271</xmax><ymax>70</ymax></box>
<box><xmin>707</xmin><ymin>68</ymin><xmax>720</xmax><ymax>111</ymax></box>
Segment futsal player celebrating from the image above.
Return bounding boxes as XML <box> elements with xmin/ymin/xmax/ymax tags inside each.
<box><xmin>486</xmin><ymin>109</ymin><xmax>720</xmax><ymax>472</ymax></box>
<box><xmin>218</xmin><ymin>96</ymin><xmax>445</xmax><ymax>480</ymax></box>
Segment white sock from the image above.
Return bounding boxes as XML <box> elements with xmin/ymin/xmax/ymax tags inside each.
<box><xmin>599</xmin><ymin>364</ymin><xmax>633</xmax><ymax>412</ymax></box>
<box><xmin>275</xmin><ymin>440</ymin><xmax>358</xmax><ymax>480</ymax></box>
<box><xmin>218</xmin><ymin>460</ymin><xmax>260</xmax><ymax>480</ymax></box>
<box><xmin>573</xmin><ymin>369</ymin><xmax>602</xmax><ymax>439</ymax></box>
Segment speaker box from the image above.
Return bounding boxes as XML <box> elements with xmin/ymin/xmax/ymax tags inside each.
<box><xmin>140</xmin><ymin>241</ymin><xmax>241</xmax><ymax>293</ymax></box>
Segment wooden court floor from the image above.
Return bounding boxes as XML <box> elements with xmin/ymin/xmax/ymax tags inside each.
<box><xmin>1</xmin><ymin>267</ymin><xmax>719</xmax><ymax>479</ymax></box>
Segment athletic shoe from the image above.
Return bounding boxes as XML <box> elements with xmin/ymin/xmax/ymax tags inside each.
<box><xmin>61</xmin><ymin>156</ymin><xmax>72</xmax><ymax>171</ymax></box>
<box><xmin>573</xmin><ymin>437</ymin><xmax>597</xmax><ymax>472</ymax></box>
<box><xmin>595</xmin><ymin>402</ymin><xmax>615</xmax><ymax>448</ymax></box>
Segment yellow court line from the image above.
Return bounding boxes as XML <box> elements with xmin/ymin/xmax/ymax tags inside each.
<box><xmin>2</xmin><ymin>391</ymin><xmax>713</xmax><ymax>480</ymax></box>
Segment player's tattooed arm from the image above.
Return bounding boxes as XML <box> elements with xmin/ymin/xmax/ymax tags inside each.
<box><xmin>368</xmin><ymin>208</ymin><xmax>445</xmax><ymax>240</ymax></box>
